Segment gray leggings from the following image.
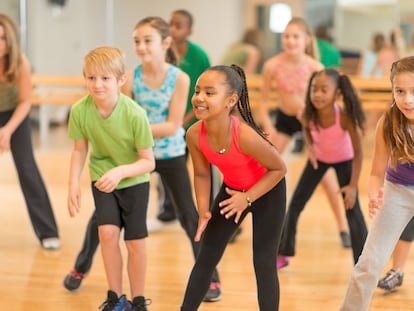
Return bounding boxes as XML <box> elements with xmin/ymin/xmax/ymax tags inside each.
<box><xmin>340</xmin><ymin>181</ymin><xmax>414</xmax><ymax>311</ymax></box>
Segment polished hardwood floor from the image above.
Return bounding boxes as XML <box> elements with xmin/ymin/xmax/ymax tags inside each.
<box><xmin>1</xmin><ymin>123</ymin><xmax>413</xmax><ymax>310</ymax></box>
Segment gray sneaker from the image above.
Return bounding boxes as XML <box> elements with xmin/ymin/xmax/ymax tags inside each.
<box><xmin>203</xmin><ymin>282</ymin><xmax>221</xmax><ymax>302</ymax></box>
<box><xmin>340</xmin><ymin>231</ymin><xmax>351</xmax><ymax>248</ymax></box>
<box><xmin>377</xmin><ymin>269</ymin><xmax>404</xmax><ymax>291</ymax></box>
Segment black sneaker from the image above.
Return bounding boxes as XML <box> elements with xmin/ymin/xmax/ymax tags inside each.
<box><xmin>203</xmin><ymin>282</ymin><xmax>221</xmax><ymax>302</ymax></box>
<box><xmin>157</xmin><ymin>209</ymin><xmax>176</xmax><ymax>222</ymax></box>
<box><xmin>377</xmin><ymin>269</ymin><xmax>404</xmax><ymax>291</ymax></box>
<box><xmin>99</xmin><ymin>290</ymin><xmax>127</xmax><ymax>311</ymax></box>
<box><xmin>63</xmin><ymin>269</ymin><xmax>86</xmax><ymax>291</ymax></box>
<box><xmin>340</xmin><ymin>231</ymin><xmax>352</xmax><ymax>248</ymax></box>
<box><xmin>127</xmin><ymin>296</ymin><xmax>152</xmax><ymax>311</ymax></box>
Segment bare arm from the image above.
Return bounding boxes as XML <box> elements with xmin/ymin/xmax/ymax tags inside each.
<box><xmin>237</xmin><ymin>123</ymin><xmax>286</xmax><ymax>202</ymax></box>
<box><xmin>341</xmin><ymin>113</ymin><xmax>364</xmax><ymax>209</ymax></box>
<box><xmin>94</xmin><ymin>147</ymin><xmax>155</xmax><ymax>193</ymax></box>
<box><xmin>151</xmin><ymin>71</ymin><xmax>190</xmax><ymax>137</ymax></box>
<box><xmin>367</xmin><ymin>117</ymin><xmax>389</xmax><ymax>217</ymax></box>
<box><xmin>218</xmin><ymin>123</ymin><xmax>286</xmax><ymax>223</ymax></box>
<box><xmin>186</xmin><ymin>123</ymin><xmax>213</xmax><ymax>241</ymax></box>
<box><xmin>67</xmin><ymin>139</ymin><xmax>89</xmax><ymax>217</ymax></box>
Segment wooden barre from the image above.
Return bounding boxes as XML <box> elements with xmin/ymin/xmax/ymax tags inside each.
<box><xmin>245</xmin><ymin>74</ymin><xmax>391</xmax><ymax>112</ymax></box>
<box><xmin>31</xmin><ymin>74</ymin><xmax>87</xmax><ymax>106</ymax></box>
<box><xmin>29</xmin><ymin>74</ymin><xmax>392</xmax><ymax>110</ymax></box>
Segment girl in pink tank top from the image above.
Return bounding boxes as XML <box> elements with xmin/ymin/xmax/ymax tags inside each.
<box><xmin>277</xmin><ymin>68</ymin><xmax>368</xmax><ymax>269</ymax></box>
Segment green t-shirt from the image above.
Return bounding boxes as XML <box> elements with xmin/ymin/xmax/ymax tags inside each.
<box><xmin>68</xmin><ymin>93</ymin><xmax>154</xmax><ymax>189</ymax></box>
<box><xmin>317</xmin><ymin>39</ymin><xmax>342</xmax><ymax>68</ymax></box>
<box><xmin>178</xmin><ymin>40</ymin><xmax>210</xmax><ymax>129</ymax></box>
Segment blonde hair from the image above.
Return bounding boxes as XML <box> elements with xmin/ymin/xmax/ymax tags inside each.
<box><xmin>82</xmin><ymin>46</ymin><xmax>125</xmax><ymax>79</ymax></box>
<box><xmin>0</xmin><ymin>14</ymin><xmax>22</xmax><ymax>82</ymax></box>
<box><xmin>384</xmin><ymin>56</ymin><xmax>414</xmax><ymax>166</ymax></box>
<box><xmin>286</xmin><ymin>17</ymin><xmax>319</xmax><ymax>60</ymax></box>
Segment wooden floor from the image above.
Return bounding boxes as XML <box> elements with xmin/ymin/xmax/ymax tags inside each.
<box><xmin>1</xmin><ymin>123</ymin><xmax>414</xmax><ymax>311</ymax></box>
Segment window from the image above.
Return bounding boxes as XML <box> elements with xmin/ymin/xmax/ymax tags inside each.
<box><xmin>269</xmin><ymin>3</ymin><xmax>292</xmax><ymax>33</ymax></box>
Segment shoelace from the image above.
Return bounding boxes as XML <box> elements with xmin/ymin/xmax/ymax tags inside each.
<box><xmin>99</xmin><ymin>294</ymin><xmax>125</xmax><ymax>311</ymax></box>
<box><xmin>382</xmin><ymin>270</ymin><xmax>402</xmax><ymax>289</ymax></box>
<box><xmin>130</xmin><ymin>298</ymin><xmax>152</xmax><ymax>311</ymax></box>
<box><xmin>99</xmin><ymin>300</ymin><xmax>119</xmax><ymax>311</ymax></box>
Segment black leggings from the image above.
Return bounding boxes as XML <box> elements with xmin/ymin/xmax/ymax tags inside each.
<box><xmin>400</xmin><ymin>216</ymin><xmax>414</xmax><ymax>241</ymax></box>
<box><xmin>279</xmin><ymin>159</ymin><xmax>368</xmax><ymax>264</ymax></box>
<box><xmin>0</xmin><ymin>111</ymin><xmax>58</xmax><ymax>241</ymax></box>
<box><xmin>181</xmin><ymin>179</ymin><xmax>286</xmax><ymax>311</ymax></box>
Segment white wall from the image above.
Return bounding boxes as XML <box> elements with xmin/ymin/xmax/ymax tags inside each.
<box><xmin>25</xmin><ymin>0</ymin><xmax>244</xmax><ymax>74</ymax></box>
<box><xmin>334</xmin><ymin>3</ymin><xmax>399</xmax><ymax>52</ymax></box>
<box><xmin>14</xmin><ymin>0</ymin><xmax>414</xmax><ymax>74</ymax></box>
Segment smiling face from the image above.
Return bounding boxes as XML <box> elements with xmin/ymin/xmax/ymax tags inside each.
<box><xmin>192</xmin><ymin>70</ymin><xmax>237</xmax><ymax>120</ymax></box>
<box><xmin>282</xmin><ymin>23</ymin><xmax>310</xmax><ymax>56</ymax></box>
<box><xmin>393</xmin><ymin>72</ymin><xmax>414</xmax><ymax>123</ymax></box>
<box><xmin>133</xmin><ymin>23</ymin><xmax>170</xmax><ymax>64</ymax></box>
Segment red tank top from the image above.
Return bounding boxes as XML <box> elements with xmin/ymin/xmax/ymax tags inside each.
<box><xmin>199</xmin><ymin>115</ymin><xmax>267</xmax><ymax>190</ymax></box>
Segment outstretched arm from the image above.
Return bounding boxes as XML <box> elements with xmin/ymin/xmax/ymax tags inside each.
<box><xmin>367</xmin><ymin>117</ymin><xmax>389</xmax><ymax>218</ymax></box>
<box><xmin>219</xmin><ymin>123</ymin><xmax>286</xmax><ymax>223</ymax></box>
<box><xmin>186</xmin><ymin>123</ymin><xmax>212</xmax><ymax>241</ymax></box>
<box><xmin>68</xmin><ymin>139</ymin><xmax>89</xmax><ymax>217</ymax></box>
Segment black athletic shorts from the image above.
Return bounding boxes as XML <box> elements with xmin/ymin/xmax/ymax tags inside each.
<box><xmin>92</xmin><ymin>182</ymin><xmax>149</xmax><ymax>240</ymax></box>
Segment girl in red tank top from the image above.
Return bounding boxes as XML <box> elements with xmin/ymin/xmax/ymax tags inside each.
<box><xmin>181</xmin><ymin>65</ymin><xmax>286</xmax><ymax>311</ymax></box>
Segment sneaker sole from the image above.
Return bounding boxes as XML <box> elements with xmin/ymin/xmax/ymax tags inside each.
<box><xmin>63</xmin><ymin>276</ymin><xmax>82</xmax><ymax>291</ymax></box>
<box><xmin>203</xmin><ymin>295</ymin><xmax>222</xmax><ymax>302</ymax></box>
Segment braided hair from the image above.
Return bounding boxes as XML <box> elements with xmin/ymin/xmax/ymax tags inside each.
<box><xmin>207</xmin><ymin>64</ymin><xmax>271</xmax><ymax>144</ymax></box>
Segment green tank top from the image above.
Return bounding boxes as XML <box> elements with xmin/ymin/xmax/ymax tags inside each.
<box><xmin>0</xmin><ymin>81</ymin><xmax>19</xmax><ymax>111</ymax></box>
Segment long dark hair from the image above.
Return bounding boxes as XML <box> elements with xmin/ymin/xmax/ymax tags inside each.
<box><xmin>304</xmin><ymin>68</ymin><xmax>365</xmax><ymax>133</ymax></box>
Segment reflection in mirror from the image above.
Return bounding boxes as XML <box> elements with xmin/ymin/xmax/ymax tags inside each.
<box><xmin>255</xmin><ymin>0</ymin><xmax>414</xmax><ymax>75</ymax></box>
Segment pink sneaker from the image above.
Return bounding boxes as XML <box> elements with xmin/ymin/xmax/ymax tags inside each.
<box><xmin>277</xmin><ymin>256</ymin><xmax>289</xmax><ymax>269</ymax></box>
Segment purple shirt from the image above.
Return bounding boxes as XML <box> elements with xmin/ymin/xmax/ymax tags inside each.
<box><xmin>386</xmin><ymin>161</ymin><xmax>414</xmax><ymax>186</ymax></box>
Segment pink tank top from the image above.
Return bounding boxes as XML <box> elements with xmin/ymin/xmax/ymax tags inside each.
<box><xmin>199</xmin><ymin>115</ymin><xmax>267</xmax><ymax>190</ymax></box>
<box><xmin>310</xmin><ymin>105</ymin><xmax>354</xmax><ymax>163</ymax></box>
<box><xmin>273</xmin><ymin>61</ymin><xmax>314</xmax><ymax>95</ymax></box>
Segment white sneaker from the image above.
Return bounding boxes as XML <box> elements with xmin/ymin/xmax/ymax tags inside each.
<box><xmin>41</xmin><ymin>237</ymin><xmax>61</xmax><ymax>250</ymax></box>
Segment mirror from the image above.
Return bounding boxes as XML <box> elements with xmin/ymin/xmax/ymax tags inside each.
<box><xmin>255</xmin><ymin>0</ymin><xmax>413</xmax><ymax>74</ymax></box>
